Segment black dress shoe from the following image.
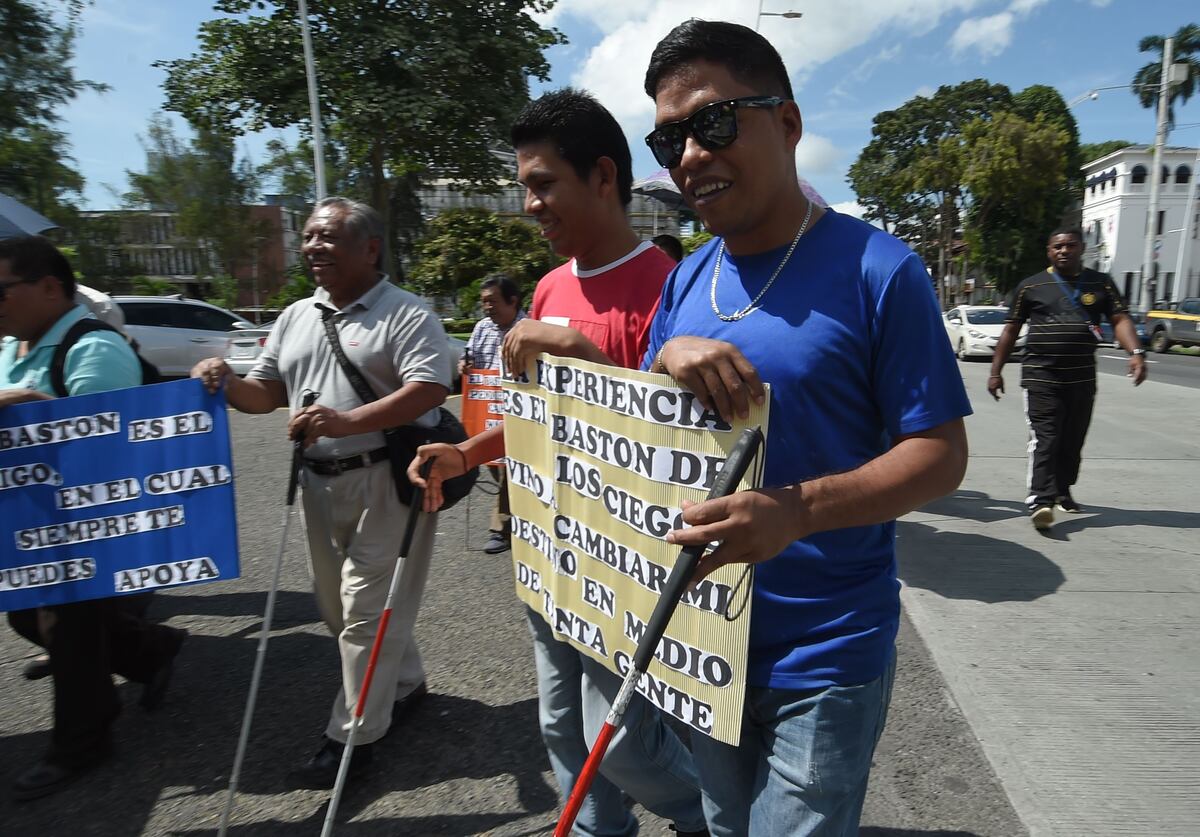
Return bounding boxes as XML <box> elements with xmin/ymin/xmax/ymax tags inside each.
<box><xmin>391</xmin><ymin>681</ymin><xmax>428</xmax><ymax>726</ymax></box>
<box><xmin>483</xmin><ymin>531</ymin><xmax>510</xmax><ymax>554</ymax></box>
<box><xmin>13</xmin><ymin>755</ymin><xmax>107</xmax><ymax>802</ymax></box>
<box><xmin>141</xmin><ymin>627</ymin><xmax>188</xmax><ymax>711</ymax></box>
<box><xmin>22</xmin><ymin>655</ymin><xmax>51</xmax><ymax>681</ymax></box>
<box><xmin>287</xmin><ymin>738</ymin><xmax>373</xmax><ymax>790</ymax></box>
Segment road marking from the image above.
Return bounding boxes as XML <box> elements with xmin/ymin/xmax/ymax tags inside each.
<box><xmin>1099</xmin><ymin>354</ymin><xmax>1157</xmax><ymax>363</ymax></box>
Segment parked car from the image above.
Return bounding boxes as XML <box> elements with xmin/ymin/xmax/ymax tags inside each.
<box><xmin>943</xmin><ymin>306</ymin><xmax>1025</xmax><ymax>359</ymax></box>
<box><xmin>1145</xmin><ymin>297</ymin><xmax>1200</xmax><ymax>352</ymax></box>
<box><xmin>1097</xmin><ymin>312</ymin><xmax>1150</xmax><ymax>348</ymax></box>
<box><xmin>114</xmin><ymin>296</ymin><xmax>254</xmax><ymax>377</ymax></box>
<box><xmin>223</xmin><ymin>321</ymin><xmax>275</xmax><ymax>376</ymax></box>
<box><xmin>224</xmin><ymin>326</ymin><xmax>468</xmax><ymax>391</ymax></box>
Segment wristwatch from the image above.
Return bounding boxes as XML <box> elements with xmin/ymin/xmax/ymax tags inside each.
<box><xmin>1130</xmin><ymin>349</ymin><xmax>1147</xmax><ymax>357</ymax></box>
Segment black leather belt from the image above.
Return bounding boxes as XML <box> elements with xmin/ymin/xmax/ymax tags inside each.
<box><xmin>303</xmin><ymin>447</ymin><xmax>390</xmax><ymax>476</ymax></box>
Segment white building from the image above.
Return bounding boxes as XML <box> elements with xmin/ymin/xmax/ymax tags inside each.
<box><xmin>1080</xmin><ymin>146</ymin><xmax>1200</xmax><ymax>308</ymax></box>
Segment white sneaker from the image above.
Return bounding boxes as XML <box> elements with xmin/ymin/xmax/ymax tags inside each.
<box><xmin>1031</xmin><ymin>506</ymin><xmax>1055</xmax><ymax>530</ymax></box>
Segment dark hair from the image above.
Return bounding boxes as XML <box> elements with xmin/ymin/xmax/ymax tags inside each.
<box><xmin>1048</xmin><ymin>227</ymin><xmax>1084</xmax><ymax>244</ymax></box>
<box><xmin>511</xmin><ymin>88</ymin><xmax>633</xmax><ymax>207</ymax></box>
<box><xmin>645</xmin><ymin>19</ymin><xmax>794</xmax><ymax>101</ymax></box>
<box><xmin>651</xmin><ymin>234</ymin><xmax>684</xmax><ymax>262</ymax></box>
<box><xmin>481</xmin><ymin>272</ymin><xmax>521</xmax><ymax>305</ymax></box>
<box><xmin>0</xmin><ymin>235</ymin><xmax>76</xmax><ymax>298</ymax></box>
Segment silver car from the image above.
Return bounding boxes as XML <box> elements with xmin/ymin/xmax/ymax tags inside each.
<box><xmin>224</xmin><ymin>321</ymin><xmax>275</xmax><ymax>376</ymax></box>
<box><xmin>225</xmin><ymin>324</ymin><xmax>467</xmax><ymax>390</ymax></box>
<box><xmin>114</xmin><ymin>296</ymin><xmax>254</xmax><ymax>377</ymax></box>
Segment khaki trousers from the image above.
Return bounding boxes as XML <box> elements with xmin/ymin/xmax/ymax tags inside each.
<box><xmin>300</xmin><ymin>460</ymin><xmax>434</xmax><ymax>745</ymax></box>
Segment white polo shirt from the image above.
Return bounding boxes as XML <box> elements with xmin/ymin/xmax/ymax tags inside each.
<box><xmin>249</xmin><ymin>277</ymin><xmax>453</xmax><ymax>459</ymax></box>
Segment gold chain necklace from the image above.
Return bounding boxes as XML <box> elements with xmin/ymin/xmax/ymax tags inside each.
<box><xmin>709</xmin><ymin>200</ymin><xmax>814</xmax><ymax>322</ymax></box>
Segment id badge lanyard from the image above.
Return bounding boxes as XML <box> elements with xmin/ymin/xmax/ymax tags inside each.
<box><xmin>1049</xmin><ymin>268</ymin><xmax>1104</xmax><ymax>342</ymax></box>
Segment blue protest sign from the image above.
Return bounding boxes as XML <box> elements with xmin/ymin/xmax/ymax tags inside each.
<box><xmin>0</xmin><ymin>379</ymin><xmax>239</xmax><ymax>610</ymax></box>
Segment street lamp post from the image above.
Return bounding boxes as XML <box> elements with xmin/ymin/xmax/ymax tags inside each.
<box><xmin>297</xmin><ymin>0</ymin><xmax>328</xmax><ymax>202</ymax></box>
<box><xmin>756</xmin><ymin>2</ymin><xmax>803</xmax><ymax>32</ymax></box>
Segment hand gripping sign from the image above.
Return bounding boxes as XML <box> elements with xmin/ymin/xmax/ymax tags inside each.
<box><xmin>0</xmin><ymin>379</ymin><xmax>239</xmax><ymax>611</ymax></box>
<box><xmin>502</xmin><ymin>354</ymin><xmax>769</xmax><ymax>747</ymax></box>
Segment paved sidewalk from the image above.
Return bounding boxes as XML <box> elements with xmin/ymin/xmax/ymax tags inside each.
<box><xmin>898</xmin><ymin>359</ymin><xmax>1200</xmax><ymax>836</ymax></box>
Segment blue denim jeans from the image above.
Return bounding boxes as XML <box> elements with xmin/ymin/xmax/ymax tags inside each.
<box><xmin>526</xmin><ymin>607</ymin><xmax>708</xmax><ymax>836</ymax></box>
<box><xmin>691</xmin><ymin>650</ymin><xmax>897</xmax><ymax>837</ymax></box>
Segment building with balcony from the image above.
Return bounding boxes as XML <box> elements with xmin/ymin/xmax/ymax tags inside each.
<box><xmin>1080</xmin><ymin>146</ymin><xmax>1200</xmax><ymax>306</ymax></box>
<box><xmin>76</xmin><ymin>198</ymin><xmax>304</xmax><ymax>310</ymax></box>
<box><xmin>416</xmin><ymin>152</ymin><xmax>681</xmax><ymax>240</ymax></box>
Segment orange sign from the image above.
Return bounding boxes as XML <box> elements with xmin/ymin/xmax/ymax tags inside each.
<box><xmin>460</xmin><ymin>368</ymin><xmax>505</xmax><ymax>466</ymax></box>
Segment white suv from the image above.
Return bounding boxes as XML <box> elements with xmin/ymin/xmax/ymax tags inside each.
<box><xmin>114</xmin><ymin>296</ymin><xmax>254</xmax><ymax>377</ymax></box>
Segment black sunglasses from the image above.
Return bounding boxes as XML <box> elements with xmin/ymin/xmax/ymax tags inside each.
<box><xmin>0</xmin><ymin>276</ymin><xmax>40</xmax><ymax>302</ymax></box>
<box><xmin>645</xmin><ymin>96</ymin><xmax>789</xmax><ymax>169</ymax></box>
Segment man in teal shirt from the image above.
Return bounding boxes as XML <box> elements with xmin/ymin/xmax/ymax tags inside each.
<box><xmin>0</xmin><ymin>235</ymin><xmax>185</xmax><ymax>801</ymax></box>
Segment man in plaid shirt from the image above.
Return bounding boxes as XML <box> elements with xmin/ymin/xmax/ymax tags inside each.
<box><xmin>462</xmin><ymin>273</ymin><xmax>527</xmax><ymax>553</ymax></box>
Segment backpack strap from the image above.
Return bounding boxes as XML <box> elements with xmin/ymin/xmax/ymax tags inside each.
<box><xmin>49</xmin><ymin>319</ymin><xmax>122</xmax><ymax>398</ymax></box>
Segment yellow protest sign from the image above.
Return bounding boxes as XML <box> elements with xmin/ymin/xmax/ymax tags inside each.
<box><xmin>503</xmin><ymin>354</ymin><xmax>768</xmax><ymax>745</ymax></box>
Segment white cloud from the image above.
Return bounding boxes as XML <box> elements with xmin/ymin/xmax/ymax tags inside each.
<box><xmin>795</xmin><ymin>133</ymin><xmax>841</xmax><ymax>176</ymax></box>
<box><xmin>829</xmin><ymin>201</ymin><xmax>884</xmax><ymax>228</ymax></box>
<box><xmin>950</xmin><ymin>0</ymin><xmax>1049</xmax><ymax>60</ymax></box>
<box><xmin>830</xmin><ymin>44</ymin><xmax>903</xmax><ymax>101</ymax></box>
<box><xmin>950</xmin><ymin>12</ymin><xmax>1015</xmax><ymax>58</ymax></box>
<box><xmin>830</xmin><ymin>200</ymin><xmax>865</xmax><ymax>219</ymax></box>
<box><xmin>549</xmin><ymin>0</ymin><xmax>991</xmax><ymax>175</ymax></box>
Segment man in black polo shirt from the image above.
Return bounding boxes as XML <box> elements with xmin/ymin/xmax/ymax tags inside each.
<box><xmin>988</xmin><ymin>228</ymin><xmax>1146</xmax><ymax>529</ymax></box>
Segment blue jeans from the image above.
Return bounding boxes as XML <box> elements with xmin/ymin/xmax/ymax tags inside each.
<box><xmin>526</xmin><ymin>607</ymin><xmax>708</xmax><ymax>836</ymax></box>
<box><xmin>691</xmin><ymin>650</ymin><xmax>897</xmax><ymax>837</ymax></box>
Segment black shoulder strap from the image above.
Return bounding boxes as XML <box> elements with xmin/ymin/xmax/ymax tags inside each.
<box><xmin>317</xmin><ymin>304</ymin><xmax>380</xmax><ymax>405</ymax></box>
<box><xmin>49</xmin><ymin>319</ymin><xmax>121</xmax><ymax>398</ymax></box>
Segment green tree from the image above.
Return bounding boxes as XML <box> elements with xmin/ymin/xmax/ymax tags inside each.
<box><xmin>851</xmin><ymin>80</ymin><xmax>1083</xmax><ymax>302</ymax></box>
<box><xmin>682</xmin><ymin>230</ymin><xmax>713</xmax><ymax>254</ymax></box>
<box><xmin>849</xmin><ymin>80</ymin><xmax>1013</xmax><ymax>303</ymax></box>
<box><xmin>408</xmin><ymin>207</ymin><xmax>558</xmax><ymax>310</ymax></box>
<box><xmin>133</xmin><ymin>276</ymin><xmax>177</xmax><ymax>296</ymax></box>
<box><xmin>1132</xmin><ymin>23</ymin><xmax>1200</xmax><ymax>128</ymax></box>
<box><xmin>124</xmin><ymin>115</ymin><xmax>270</xmax><ymax>299</ymax></box>
<box><xmin>156</xmin><ymin>0</ymin><xmax>562</xmax><ymax>277</ymax></box>
<box><xmin>959</xmin><ymin>112</ymin><xmax>1071</xmax><ymax>293</ymax></box>
<box><xmin>0</xmin><ymin>0</ymin><xmax>103</xmax><ymax>223</ymax></box>
<box><xmin>1079</xmin><ymin>140</ymin><xmax>1134</xmax><ymax>164</ymax></box>
<box><xmin>267</xmin><ymin>264</ymin><xmax>314</xmax><ymax>308</ymax></box>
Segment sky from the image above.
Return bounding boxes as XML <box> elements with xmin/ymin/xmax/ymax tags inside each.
<box><xmin>61</xmin><ymin>0</ymin><xmax>1199</xmax><ymax>219</ymax></box>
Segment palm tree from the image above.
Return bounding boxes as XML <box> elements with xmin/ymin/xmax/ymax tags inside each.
<box><xmin>1132</xmin><ymin>23</ymin><xmax>1200</xmax><ymax>128</ymax></box>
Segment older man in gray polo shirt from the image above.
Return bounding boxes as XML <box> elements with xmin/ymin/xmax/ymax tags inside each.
<box><xmin>193</xmin><ymin>196</ymin><xmax>453</xmax><ymax>788</ymax></box>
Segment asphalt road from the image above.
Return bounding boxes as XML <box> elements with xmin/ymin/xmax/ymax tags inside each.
<box><xmin>1096</xmin><ymin>347</ymin><xmax>1199</xmax><ymax>389</ymax></box>
<box><xmin>0</xmin><ymin>405</ymin><xmax>1025</xmax><ymax>837</ymax></box>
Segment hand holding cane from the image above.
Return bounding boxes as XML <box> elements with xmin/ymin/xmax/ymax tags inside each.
<box><xmin>320</xmin><ymin>457</ymin><xmax>436</xmax><ymax>837</ymax></box>
<box><xmin>219</xmin><ymin>390</ymin><xmax>319</xmax><ymax>836</ymax></box>
<box><xmin>554</xmin><ymin>427</ymin><xmax>764</xmax><ymax>837</ymax></box>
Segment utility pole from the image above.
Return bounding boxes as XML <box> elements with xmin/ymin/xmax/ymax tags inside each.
<box><xmin>1141</xmin><ymin>37</ymin><xmax>1174</xmax><ymax>311</ymax></box>
<box><xmin>1171</xmin><ymin>148</ymin><xmax>1200</xmax><ymax>300</ymax></box>
<box><xmin>297</xmin><ymin>0</ymin><xmax>327</xmax><ymax>202</ymax></box>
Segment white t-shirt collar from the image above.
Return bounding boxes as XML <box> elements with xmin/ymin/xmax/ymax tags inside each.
<box><xmin>572</xmin><ymin>241</ymin><xmax>656</xmax><ymax>278</ymax></box>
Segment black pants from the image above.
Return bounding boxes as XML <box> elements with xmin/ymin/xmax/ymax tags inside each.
<box><xmin>8</xmin><ymin>594</ymin><xmax>176</xmax><ymax>766</ymax></box>
<box><xmin>1023</xmin><ymin>382</ymin><xmax>1096</xmax><ymax>509</ymax></box>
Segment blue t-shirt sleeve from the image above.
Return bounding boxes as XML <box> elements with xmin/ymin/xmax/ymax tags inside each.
<box><xmin>870</xmin><ymin>252</ymin><xmax>972</xmax><ymax>437</ymax></box>
<box><xmin>64</xmin><ymin>333</ymin><xmax>141</xmax><ymax>395</ymax></box>
<box><xmin>641</xmin><ymin>273</ymin><xmax>676</xmax><ymax>372</ymax></box>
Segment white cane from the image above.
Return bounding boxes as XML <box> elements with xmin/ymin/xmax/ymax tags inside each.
<box><xmin>217</xmin><ymin>390</ymin><xmax>318</xmax><ymax>836</ymax></box>
<box><xmin>320</xmin><ymin>458</ymin><xmax>434</xmax><ymax>837</ymax></box>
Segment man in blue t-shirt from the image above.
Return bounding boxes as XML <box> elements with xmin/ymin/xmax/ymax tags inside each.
<box><xmin>640</xmin><ymin>21</ymin><xmax>972</xmax><ymax>836</ymax></box>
